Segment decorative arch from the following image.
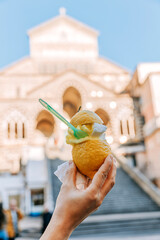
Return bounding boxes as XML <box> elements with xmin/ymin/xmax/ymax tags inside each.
<box><xmin>95</xmin><ymin>108</ymin><xmax>113</xmax><ymax>143</ymax></box>
<box><xmin>57</xmin><ymin>76</ymin><xmax>88</xmax><ymax>107</ymax></box>
<box><xmin>63</xmin><ymin>87</ymin><xmax>82</xmax><ymax>118</ymax></box>
<box><xmin>95</xmin><ymin>108</ymin><xmax>110</xmax><ymax>126</ymax></box>
<box><xmin>36</xmin><ymin>110</ymin><xmax>55</xmax><ymax>137</ymax></box>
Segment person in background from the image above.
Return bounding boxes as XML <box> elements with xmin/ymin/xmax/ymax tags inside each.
<box><xmin>5</xmin><ymin>199</ymin><xmax>23</xmax><ymax>240</ymax></box>
<box><xmin>0</xmin><ymin>202</ymin><xmax>8</xmax><ymax>240</ymax></box>
<box><xmin>41</xmin><ymin>203</ymin><xmax>52</xmax><ymax>234</ymax></box>
<box><xmin>40</xmin><ymin>155</ymin><xmax>116</xmax><ymax>240</ymax></box>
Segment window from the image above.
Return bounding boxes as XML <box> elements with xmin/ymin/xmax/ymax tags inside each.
<box><xmin>31</xmin><ymin>189</ymin><xmax>44</xmax><ymax>206</ymax></box>
<box><xmin>15</xmin><ymin>123</ymin><xmax>18</xmax><ymax>138</ymax></box>
<box><xmin>5</xmin><ymin>110</ymin><xmax>27</xmax><ymax>140</ymax></box>
<box><xmin>119</xmin><ymin>117</ymin><xmax>136</xmax><ymax>139</ymax></box>
<box><xmin>127</xmin><ymin>120</ymin><xmax>130</xmax><ymax>135</ymax></box>
<box><xmin>22</xmin><ymin>123</ymin><xmax>25</xmax><ymax>138</ymax></box>
<box><xmin>8</xmin><ymin>123</ymin><xmax>10</xmax><ymax>138</ymax></box>
<box><xmin>120</xmin><ymin>120</ymin><xmax>123</xmax><ymax>135</ymax></box>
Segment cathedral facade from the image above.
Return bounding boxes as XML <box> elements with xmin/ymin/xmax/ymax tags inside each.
<box><xmin>0</xmin><ymin>9</ymin><xmax>158</xmax><ymax>214</ymax></box>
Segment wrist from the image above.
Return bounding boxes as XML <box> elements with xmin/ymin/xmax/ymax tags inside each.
<box><xmin>53</xmin><ymin>211</ymin><xmax>74</xmax><ymax>237</ymax></box>
<box><xmin>40</xmin><ymin>213</ymin><xmax>73</xmax><ymax>240</ymax></box>
<box><xmin>54</xmin><ymin>218</ymin><xmax>73</xmax><ymax>240</ymax></box>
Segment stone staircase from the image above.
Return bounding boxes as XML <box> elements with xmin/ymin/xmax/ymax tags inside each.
<box><xmin>48</xmin><ymin>158</ymin><xmax>160</xmax><ymax>237</ymax></box>
<box><xmin>71</xmin><ymin>212</ymin><xmax>160</xmax><ymax>237</ymax></box>
<box><xmin>49</xmin><ymin>158</ymin><xmax>160</xmax><ymax>214</ymax></box>
<box><xmin>93</xmin><ymin>167</ymin><xmax>160</xmax><ymax>215</ymax></box>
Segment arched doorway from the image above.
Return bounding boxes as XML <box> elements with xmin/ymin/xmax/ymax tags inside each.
<box><xmin>36</xmin><ymin>110</ymin><xmax>55</xmax><ymax>137</ymax></box>
<box><xmin>63</xmin><ymin>87</ymin><xmax>81</xmax><ymax>118</ymax></box>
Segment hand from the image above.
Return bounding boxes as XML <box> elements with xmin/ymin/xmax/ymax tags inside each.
<box><xmin>41</xmin><ymin>155</ymin><xmax>116</xmax><ymax>240</ymax></box>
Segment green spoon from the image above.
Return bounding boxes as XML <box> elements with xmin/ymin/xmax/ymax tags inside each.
<box><xmin>39</xmin><ymin>99</ymin><xmax>88</xmax><ymax>139</ymax></box>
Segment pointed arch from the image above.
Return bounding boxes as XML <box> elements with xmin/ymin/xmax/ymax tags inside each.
<box><xmin>63</xmin><ymin>87</ymin><xmax>82</xmax><ymax>118</ymax></box>
<box><xmin>36</xmin><ymin>110</ymin><xmax>55</xmax><ymax>137</ymax></box>
<box><xmin>95</xmin><ymin>108</ymin><xmax>110</xmax><ymax>126</ymax></box>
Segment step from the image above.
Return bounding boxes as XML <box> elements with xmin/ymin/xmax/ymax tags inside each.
<box><xmin>49</xmin><ymin>159</ymin><xmax>160</xmax><ymax>215</ymax></box>
<box><xmin>71</xmin><ymin>213</ymin><xmax>160</xmax><ymax>237</ymax></box>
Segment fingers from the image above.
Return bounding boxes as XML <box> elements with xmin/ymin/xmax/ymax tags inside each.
<box><xmin>100</xmin><ymin>157</ymin><xmax>117</xmax><ymax>198</ymax></box>
<box><xmin>64</xmin><ymin>161</ymin><xmax>77</xmax><ymax>188</ymax></box>
<box><xmin>89</xmin><ymin>155</ymin><xmax>113</xmax><ymax>193</ymax></box>
<box><xmin>76</xmin><ymin>172</ymin><xmax>89</xmax><ymax>190</ymax></box>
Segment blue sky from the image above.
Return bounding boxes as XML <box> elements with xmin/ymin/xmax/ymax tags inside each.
<box><xmin>0</xmin><ymin>0</ymin><xmax>160</xmax><ymax>71</ymax></box>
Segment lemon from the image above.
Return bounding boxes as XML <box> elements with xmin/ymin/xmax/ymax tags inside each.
<box><xmin>66</xmin><ymin>110</ymin><xmax>111</xmax><ymax>179</ymax></box>
<box><xmin>72</xmin><ymin>139</ymin><xmax>111</xmax><ymax>179</ymax></box>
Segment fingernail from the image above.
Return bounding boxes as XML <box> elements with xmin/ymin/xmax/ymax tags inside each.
<box><xmin>113</xmin><ymin>157</ymin><xmax>116</xmax><ymax>164</ymax></box>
